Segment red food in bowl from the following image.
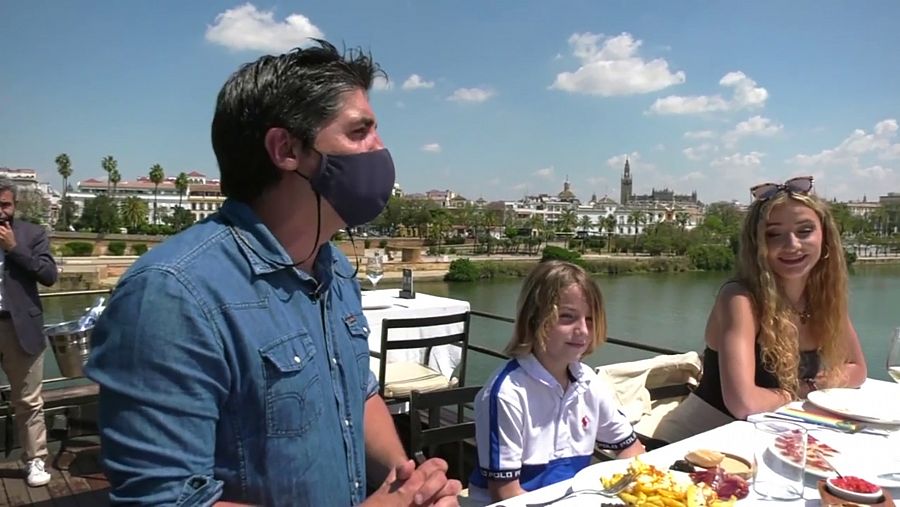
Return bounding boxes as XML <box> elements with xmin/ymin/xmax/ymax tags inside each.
<box><xmin>832</xmin><ymin>476</ymin><xmax>880</xmax><ymax>494</ymax></box>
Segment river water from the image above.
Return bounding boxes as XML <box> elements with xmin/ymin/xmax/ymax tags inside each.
<box><xmin>23</xmin><ymin>264</ymin><xmax>900</xmax><ymax>386</ymax></box>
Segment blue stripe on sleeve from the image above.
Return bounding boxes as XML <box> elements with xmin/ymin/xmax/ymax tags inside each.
<box><xmin>488</xmin><ymin>359</ymin><xmax>521</xmax><ymax>471</ymax></box>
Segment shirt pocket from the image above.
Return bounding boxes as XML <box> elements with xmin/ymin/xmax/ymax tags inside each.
<box><xmin>260</xmin><ymin>331</ymin><xmax>323</xmax><ymax>437</ymax></box>
<box><xmin>342</xmin><ymin>312</ymin><xmax>372</xmax><ymax>392</ymax></box>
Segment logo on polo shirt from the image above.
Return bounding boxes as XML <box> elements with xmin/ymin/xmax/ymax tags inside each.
<box><xmin>581</xmin><ymin>415</ymin><xmax>590</xmax><ymax>429</ymax></box>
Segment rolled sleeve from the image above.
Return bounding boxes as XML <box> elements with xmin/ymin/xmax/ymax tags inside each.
<box><xmin>85</xmin><ymin>268</ymin><xmax>229</xmax><ymax>505</ymax></box>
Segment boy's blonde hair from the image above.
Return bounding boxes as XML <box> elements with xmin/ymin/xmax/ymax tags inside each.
<box><xmin>504</xmin><ymin>260</ymin><xmax>607</xmax><ymax>358</ymax></box>
<box><xmin>738</xmin><ymin>191</ymin><xmax>849</xmax><ymax>396</ymax></box>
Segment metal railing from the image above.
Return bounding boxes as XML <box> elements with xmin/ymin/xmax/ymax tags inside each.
<box><xmin>468</xmin><ymin>309</ymin><xmax>685</xmax><ymax>360</ymax></box>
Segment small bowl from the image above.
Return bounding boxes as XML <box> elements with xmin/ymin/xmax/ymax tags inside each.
<box><xmin>826</xmin><ymin>476</ymin><xmax>883</xmax><ymax>503</ymax></box>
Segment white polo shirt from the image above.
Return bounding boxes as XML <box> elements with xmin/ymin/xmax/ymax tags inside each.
<box><xmin>469</xmin><ymin>354</ymin><xmax>637</xmax><ymax>496</ymax></box>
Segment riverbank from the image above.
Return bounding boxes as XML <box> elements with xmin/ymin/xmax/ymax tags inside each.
<box><xmin>42</xmin><ymin>251</ymin><xmax>900</xmax><ymax>291</ymax></box>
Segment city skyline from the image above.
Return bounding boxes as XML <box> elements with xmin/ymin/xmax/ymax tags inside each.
<box><xmin>2</xmin><ymin>1</ymin><xmax>899</xmax><ymax>204</ymax></box>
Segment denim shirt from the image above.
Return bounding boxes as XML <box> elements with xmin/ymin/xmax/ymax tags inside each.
<box><xmin>85</xmin><ymin>200</ymin><xmax>378</xmax><ymax>506</ymax></box>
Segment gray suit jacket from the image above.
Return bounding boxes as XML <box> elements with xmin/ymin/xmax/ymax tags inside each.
<box><xmin>2</xmin><ymin>219</ymin><xmax>58</xmax><ymax>355</ymax></box>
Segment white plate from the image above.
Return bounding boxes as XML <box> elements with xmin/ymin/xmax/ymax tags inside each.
<box><xmin>570</xmin><ymin>460</ymin><xmax>691</xmax><ymax>496</ymax></box>
<box><xmin>361</xmin><ymin>297</ymin><xmax>394</xmax><ymax>310</ymax></box>
<box><xmin>807</xmin><ymin>388</ymin><xmax>900</xmax><ymax>424</ymax></box>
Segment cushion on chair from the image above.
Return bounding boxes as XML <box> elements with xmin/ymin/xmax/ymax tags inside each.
<box><xmin>383</xmin><ymin>361</ymin><xmax>453</xmax><ymax>398</ymax></box>
<box><xmin>596</xmin><ymin>351</ymin><xmax>702</xmax><ymax>425</ymax></box>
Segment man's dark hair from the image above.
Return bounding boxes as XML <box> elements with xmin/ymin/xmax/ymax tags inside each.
<box><xmin>211</xmin><ymin>39</ymin><xmax>383</xmax><ymax>202</ymax></box>
<box><xmin>0</xmin><ymin>178</ymin><xmax>17</xmax><ymax>200</ymax></box>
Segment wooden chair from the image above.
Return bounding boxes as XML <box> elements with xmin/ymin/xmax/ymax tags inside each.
<box><xmin>409</xmin><ymin>385</ymin><xmax>481</xmax><ymax>484</ymax></box>
<box><xmin>371</xmin><ymin>312</ymin><xmax>471</xmax><ymax>406</ymax></box>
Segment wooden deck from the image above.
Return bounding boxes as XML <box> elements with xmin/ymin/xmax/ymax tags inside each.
<box><xmin>0</xmin><ymin>439</ymin><xmax>108</xmax><ymax>507</ymax></box>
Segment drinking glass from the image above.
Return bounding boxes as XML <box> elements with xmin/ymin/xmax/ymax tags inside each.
<box><xmin>888</xmin><ymin>327</ymin><xmax>900</xmax><ymax>383</ymax></box>
<box><xmin>753</xmin><ymin>421</ymin><xmax>807</xmax><ymax>500</ymax></box>
<box><xmin>366</xmin><ymin>254</ymin><xmax>384</xmax><ymax>290</ymax></box>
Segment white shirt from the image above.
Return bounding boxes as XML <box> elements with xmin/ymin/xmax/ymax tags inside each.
<box><xmin>469</xmin><ymin>354</ymin><xmax>636</xmax><ymax>497</ymax></box>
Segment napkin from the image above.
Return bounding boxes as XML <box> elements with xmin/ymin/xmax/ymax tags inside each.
<box><xmin>776</xmin><ymin>406</ymin><xmax>865</xmax><ymax>432</ymax></box>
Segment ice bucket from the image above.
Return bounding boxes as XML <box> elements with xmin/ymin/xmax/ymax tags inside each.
<box><xmin>44</xmin><ymin>320</ymin><xmax>93</xmax><ymax>378</ymax></box>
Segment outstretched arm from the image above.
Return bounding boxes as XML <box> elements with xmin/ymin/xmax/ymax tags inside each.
<box><xmin>715</xmin><ymin>285</ymin><xmax>792</xmax><ymax>419</ymax></box>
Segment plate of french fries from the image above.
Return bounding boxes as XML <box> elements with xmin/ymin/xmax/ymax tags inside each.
<box><xmin>571</xmin><ymin>458</ymin><xmax>739</xmax><ymax>507</ymax></box>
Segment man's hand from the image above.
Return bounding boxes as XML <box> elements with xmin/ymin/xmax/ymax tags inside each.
<box><xmin>0</xmin><ymin>223</ymin><xmax>15</xmax><ymax>251</ymax></box>
<box><xmin>364</xmin><ymin>458</ymin><xmax>462</xmax><ymax>507</ymax></box>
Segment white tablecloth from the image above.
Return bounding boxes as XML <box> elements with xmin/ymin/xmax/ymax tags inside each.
<box><xmin>362</xmin><ymin>289</ymin><xmax>470</xmax><ymax>379</ymax></box>
<box><xmin>487</xmin><ymin>379</ymin><xmax>900</xmax><ymax>506</ymax></box>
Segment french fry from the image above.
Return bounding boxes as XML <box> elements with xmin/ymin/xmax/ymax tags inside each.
<box><xmin>602</xmin><ymin>458</ymin><xmax>732</xmax><ymax>507</ymax></box>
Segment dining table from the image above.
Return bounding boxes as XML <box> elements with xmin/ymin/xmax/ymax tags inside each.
<box><xmin>484</xmin><ymin>378</ymin><xmax>900</xmax><ymax>506</ymax></box>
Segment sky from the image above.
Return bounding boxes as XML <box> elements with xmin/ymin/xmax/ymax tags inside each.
<box><xmin>2</xmin><ymin>1</ymin><xmax>899</xmax><ymax>204</ymax></box>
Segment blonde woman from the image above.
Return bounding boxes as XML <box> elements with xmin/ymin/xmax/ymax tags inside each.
<box><xmin>656</xmin><ymin>176</ymin><xmax>867</xmax><ymax>443</ymax></box>
<box><xmin>468</xmin><ymin>261</ymin><xmax>644</xmax><ymax>504</ymax></box>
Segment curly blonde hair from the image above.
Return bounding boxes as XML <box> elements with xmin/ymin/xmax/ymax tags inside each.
<box><xmin>504</xmin><ymin>260</ymin><xmax>607</xmax><ymax>358</ymax></box>
<box><xmin>737</xmin><ymin>191</ymin><xmax>849</xmax><ymax>397</ymax></box>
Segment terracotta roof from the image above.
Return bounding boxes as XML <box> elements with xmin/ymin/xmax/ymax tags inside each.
<box><xmin>188</xmin><ymin>171</ymin><xmax>206</xmax><ymax>177</ymax></box>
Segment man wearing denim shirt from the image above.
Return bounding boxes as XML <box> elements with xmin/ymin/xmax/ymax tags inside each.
<box><xmin>85</xmin><ymin>41</ymin><xmax>461</xmax><ymax>506</ymax></box>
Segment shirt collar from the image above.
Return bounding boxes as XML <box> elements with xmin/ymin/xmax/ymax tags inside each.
<box><xmin>220</xmin><ymin>199</ymin><xmax>336</xmax><ymax>290</ymax></box>
<box><xmin>518</xmin><ymin>354</ymin><xmax>588</xmax><ymax>391</ymax></box>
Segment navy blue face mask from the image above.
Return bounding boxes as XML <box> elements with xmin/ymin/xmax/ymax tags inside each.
<box><xmin>298</xmin><ymin>148</ymin><xmax>396</xmax><ymax>227</ymax></box>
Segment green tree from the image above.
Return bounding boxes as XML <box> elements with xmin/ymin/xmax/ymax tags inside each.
<box><xmin>55</xmin><ymin>153</ymin><xmax>73</xmax><ymax>230</ymax></box>
<box><xmin>175</xmin><ymin>172</ymin><xmax>189</xmax><ymax>208</ymax></box>
<box><xmin>109</xmin><ymin>169</ymin><xmax>121</xmax><ymax>199</ymax></box>
<box><xmin>578</xmin><ymin>215</ymin><xmax>593</xmax><ymax>252</ymax></box>
<box><xmin>58</xmin><ymin>197</ymin><xmax>78</xmax><ymax>230</ymax></box>
<box><xmin>164</xmin><ymin>205</ymin><xmax>195</xmax><ymax>232</ymax></box>
<box><xmin>675</xmin><ymin>211</ymin><xmax>690</xmax><ymax>230</ymax></box>
<box><xmin>557</xmin><ymin>208</ymin><xmax>578</xmax><ymax>232</ymax></box>
<box><xmin>78</xmin><ymin>195</ymin><xmax>120</xmax><ymax>233</ymax></box>
<box><xmin>148</xmin><ymin>163</ymin><xmax>165</xmax><ymax>224</ymax></box>
<box><xmin>16</xmin><ymin>188</ymin><xmax>47</xmax><ymax>224</ymax></box>
<box><xmin>120</xmin><ymin>196</ymin><xmax>149</xmax><ymax>232</ymax></box>
<box><xmin>628</xmin><ymin>210</ymin><xmax>646</xmax><ymax>247</ymax></box>
<box><xmin>603</xmin><ymin>215</ymin><xmax>617</xmax><ymax>253</ymax></box>
<box><xmin>101</xmin><ymin>155</ymin><xmax>117</xmax><ymax>194</ymax></box>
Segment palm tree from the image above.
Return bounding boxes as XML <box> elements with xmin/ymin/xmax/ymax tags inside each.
<box><xmin>578</xmin><ymin>215</ymin><xmax>593</xmax><ymax>252</ymax></box>
<box><xmin>175</xmin><ymin>172</ymin><xmax>189</xmax><ymax>208</ymax></box>
<box><xmin>120</xmin><ymin>196</ymin><xmax>149</xmax><ymax>232</ymax></box>
<box><xmin>558</xmin><ymin>208</ymin><xmax>578</xmax><ymax>232</ymax></box>
<box><xmin>148</xmin><ymin>164</ymin><xmax>165</xmax><ymax>224</ymax></box>
<box><xmin>628</xmin><ymin>210</ymin><xmax>646</xmax><ymax>247</ymax></box>
<box><xmin>55</xmin><ymin>153</ymin><xmax>73</xmax><ymax>229</ymax></box>
<box><xmin>109</xmin><ymin>169</ymin><xmax>121</xmax><ymax>200</ymax></box>
<box><xmin>604</xmin><ymin>215</ymin><xmax>618</xmax><ymax>253</ymax></box>
<box><xmin>101</xmin><ymin>155</ymin><xmax>117</xmax><ymax>194</ymax></box>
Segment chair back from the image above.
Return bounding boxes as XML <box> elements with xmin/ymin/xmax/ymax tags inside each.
<box><xmin>409</xmin><ymin>385</ymin><xmax>481</xmax><ymax>483</ymax></box>
<box><xmin>377</xmin><ymin>312</ymin><xmax>471</xmax><ymax>399</ymax></box>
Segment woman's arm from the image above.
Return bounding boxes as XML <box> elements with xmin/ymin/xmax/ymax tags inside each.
<box><xmin>488</xmin><ymin>479</ymin><xmax>528</xmax><ymax>502</ymax></box>
<box><xmin>715</xmin><ymin>285</ymin><xmax>792</xmax><ymax>419</ymax></box>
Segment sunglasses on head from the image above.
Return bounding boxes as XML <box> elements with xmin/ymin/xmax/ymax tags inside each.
<box><xmin>749</xmin><ymin>176</ymin><xmax>814</xmax><ymax>201</ymax></box>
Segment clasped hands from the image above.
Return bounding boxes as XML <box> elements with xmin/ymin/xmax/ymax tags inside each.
<box><xmin>367</xmin><ymin>456</ymin><xmax>462</xmax><ymax>507</ymax></box>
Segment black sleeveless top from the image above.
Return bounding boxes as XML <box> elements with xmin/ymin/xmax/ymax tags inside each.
<box><xmin>693</xmin><ymin>345</ymin><xmax>820</xmax><ymax>418</ymax></box>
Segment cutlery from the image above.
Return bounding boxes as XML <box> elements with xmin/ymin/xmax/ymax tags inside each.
<box><xmin>757</xmin><ymin>412</ymin><xmax>890</xmax><ymax>436</ymax></box>
<box><xmin>524</xmin><ymin>472</ymin><xmax>634</xmax><ymax>507</ymax></box>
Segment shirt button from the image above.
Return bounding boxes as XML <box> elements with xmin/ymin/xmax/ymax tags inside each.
<box><xmin>293</xmin><ymin>356</ymin><xmax>301</xmax><ymax>364</ymax></box>
<box><xmin>344</xmin><ymin>419</ymin><xmax>351</xmax><ymax>427</ymax></box>
<box><xmin>332</xmin><ymin>357</ymin><xmax>337</xmax><ymax>365</ymax></box>
<box><xmin>354</xmin><ymin>481</ymin><xmax>360</xmax><ymax>489</ymax></box>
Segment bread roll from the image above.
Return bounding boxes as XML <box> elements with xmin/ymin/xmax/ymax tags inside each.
<box><xmin>685</xmin><ymin>449</ymin><xmax>725</xmax><ymax>468</ymax></box>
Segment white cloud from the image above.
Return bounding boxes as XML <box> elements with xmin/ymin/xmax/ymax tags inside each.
<box><xmin>205</xmin><ymin>3</ymin><xmax>324</xmax><ymax>53</ymax></box>
<box><xmin>710</xmin><ymin>151</ymin><xmax>765</xmax><ymax>169</ymax></box>
<box><xmin>654</xmin><ymin>144</ymin><xmax>666</xmax><ymax>151</ymax></box>
<box><xmin>649</xmin><ymin>71</ymin><xmax>768</xmax><ymax>115</ymax></box>
<box><xmin>683</xmin><ymin>143</ymin><xmax>718</xmax><ymax>161</ymax></box>
<box><xmin>550</xmin><ymin>32</ymin><xmax>685</xmax><ymax>96</ymax></box>
<box><xmin>682</xmin><ymin>171</ymin><xmax>706</xmax><ymax>181</ymax></box>
<box><xmin>684</xmin><ymin>130</ymin><xmax>715</xmax><ymax>140</ymax></box>
<box><xmin>512</xmin><ymin>182</ymin><xmax>528</xmax><ymax>191</ymax></box>
<box><xmin>606</xmin><ymin>151</ymin><xmax>643</xmax><ymax>169</ymax></box>
<box><xmin>881</xmin><ymin>143</ymin><xmax>900</xmax><ymax>160</ymax></box>
<box><xmin>535</xmin><ymin>166</ymin><xmax>555</xmax><ymax>179</ymax></box>
<box><xmin>447</xmin><ymin>87</ymin><xmax>494</xmax><ymax>103</ymax></box>
<box><xmin>852</xmin><ymin>165</ymin><xmax>894</xmax><ymax>180</ymax></box>
<box><xmin>421</xmin><ymin>143</ymin><xmax>441</xmax><ymax>153</ymax></box>
<box><xmin>788</xmin><ymin>118</ymin><xmax>898</xmax><ymax>166</ymax></box>
<box><xmin>722</xmin><ymin>115</ymin><xmax>783</xmax><ymax>147</ymax></box>
<box><xmin>372</xmin><ymin>75</ymin><xmax>393</xmax><ymax>91</ymax></box>
<box><xmin>402</xmin><ymin>74</ymin><xmax>435</xmax><ymax>91</ymax></box>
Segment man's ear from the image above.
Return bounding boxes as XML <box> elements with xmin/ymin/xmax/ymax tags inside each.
<box><xmin>264</xmin><ymin>128</ymin><xmax>303</xmax><ymax>172</ymax></box>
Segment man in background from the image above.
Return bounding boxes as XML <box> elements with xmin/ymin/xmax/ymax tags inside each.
<box><xmin>0</xmin><ymin>177</ymin><xmax>58</xmax><ymax>487</ymax></box>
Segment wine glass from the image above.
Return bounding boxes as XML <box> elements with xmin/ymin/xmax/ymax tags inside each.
<box><xmin>888</xmin><ymin>327</ymin><xmax>900</xmax><ymax>383</ymax></box>
<box><xmin>366</xmin><ymin>254</ymin><xmax>384</xmax><ymax>291</ymax></box>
